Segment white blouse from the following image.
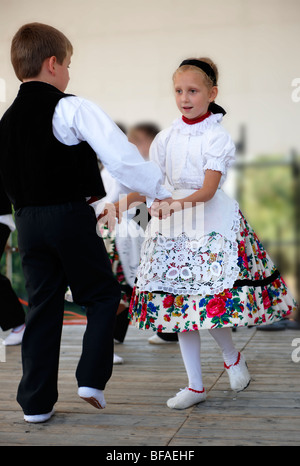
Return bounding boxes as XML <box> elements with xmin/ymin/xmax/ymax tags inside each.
<box><xmin>150</xmin><ymin>113</ymin><xmax>235</xmax><ymax>190</ymax></box>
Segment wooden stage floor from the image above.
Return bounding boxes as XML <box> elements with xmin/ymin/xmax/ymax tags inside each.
<box><xmin>0</xmin><ymin>323</ymin><xmax>299</xmax><ymax>446</ymax></box>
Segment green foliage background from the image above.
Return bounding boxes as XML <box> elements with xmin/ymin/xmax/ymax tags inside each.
<box><xmin>237</xmin><ymin>154</ymin><xmax>297</xmax><ymax>277</ymax></box>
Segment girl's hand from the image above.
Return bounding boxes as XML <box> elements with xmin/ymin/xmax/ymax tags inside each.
<box><xmin>150</xmin><ymin>171</ymin><xmax>222</xmax><ymax>219</ymax></box>
<box><xmin>150</xmin><ymin>197</ymin><xmax>182</xmax><ymax>219</ymax></box>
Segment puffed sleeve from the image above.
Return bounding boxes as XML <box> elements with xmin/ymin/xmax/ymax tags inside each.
<box><xmin>203</xmin><ymin>126</ymin><xmax>236</xmax><ymax>176</ymax></box>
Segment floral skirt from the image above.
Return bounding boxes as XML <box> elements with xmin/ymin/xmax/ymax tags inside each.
<box><xmin>129</xmin><ymin>211</ymin><xmax>297</xmax><ymax>331</ymax></box>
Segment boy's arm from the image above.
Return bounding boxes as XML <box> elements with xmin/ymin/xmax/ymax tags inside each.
<box><xmin>52</xmin><ymin>96</ymin><xmax>171</xmax><ymax>205</ymax></box>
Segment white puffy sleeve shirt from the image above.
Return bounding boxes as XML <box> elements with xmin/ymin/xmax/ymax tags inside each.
<box><xmin>52</xmin><ymin>96</ymin><xmax>171</xmax><ymax>209</ymax></box>
<box><xmin>150</xmin><ymin>113</ymin><xmax>236</xmax><ymax>190</ymax></box>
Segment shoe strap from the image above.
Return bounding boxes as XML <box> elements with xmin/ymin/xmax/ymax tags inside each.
<box><xmin>224</xmin><ymin>352</ymin><xmax>241</xmax><ymax>369</ymax></box>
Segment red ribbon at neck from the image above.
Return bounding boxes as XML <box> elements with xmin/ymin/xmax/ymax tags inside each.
<box><xmin>182</xmin><ymin>111</ymin><xmax>211</xmax><ymax>125</ymax></box>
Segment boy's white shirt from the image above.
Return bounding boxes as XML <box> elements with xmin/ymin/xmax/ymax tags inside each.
<box><xmin>52</xmin><ymin>96</ymin><xmax>171</xmax><ymax>216</ymax></box>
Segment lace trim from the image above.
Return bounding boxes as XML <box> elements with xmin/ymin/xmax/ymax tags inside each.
<box><xmin>203</xmin><ymin>158</ymin><xmax>226</xmax><ymax>175</ymax></box>
<box><xmin>172</xmin><ymin>113</ymin><xmax>223</xmax><ymax>135</ymax></box>
<box><xmin>136</xmin><ymin>201</ymin><xmax>240</xmax><ymax>296</ymax></box>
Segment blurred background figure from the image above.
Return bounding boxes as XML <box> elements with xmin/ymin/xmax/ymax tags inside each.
<box><xmin>0</xmin><ymin>182</ymin><xmax>25</xmax><ymax>346</ymax></box>
<box><xmin>99</xmin><ymin>122</ymin><xmax>163</xmax><ymax>358</ymax></box>
<box><xmin>128</xmin><ymin>123</ymin><xmax>179</xmax><ymax>345</ymax></box>
<box><xmin>113</xmin><ymin>122</ymin><xmax>162</xmax><ymax>346</ymax></box>
<box><xmin>127</xmin><ymin>123</ymin><xmax>160</xmax><ymax>161</ymax></box>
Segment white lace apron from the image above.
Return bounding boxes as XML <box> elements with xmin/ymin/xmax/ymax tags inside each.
<box><xmin>135</xmin><ymin>188</ymin><xmax>240</xmax><ymax>296</ymax></box>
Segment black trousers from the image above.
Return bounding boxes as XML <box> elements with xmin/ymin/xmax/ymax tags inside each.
<box><xmin>113</xmin><ymin>284</ymin><xmax>132</xmax><ymax>343</ymax></box>
<box><xmin>114</xmin><ymin>308</ymin><xmax>130</xmax><ymax>343</ymax></box>
<box><xmin>15</xmin><ymin>202</ymin><xmax>121</xmax><ymax>415</ymax></box>
<box><xmin>0</xmin><ymin>224</ymin><xmax>25</xmax><ymax>331</ymax></box>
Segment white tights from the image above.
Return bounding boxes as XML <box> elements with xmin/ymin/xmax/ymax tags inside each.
<box><xmin>177</xmin><ymin>328</ymin><xmax>239</xmax><ymax>391</ymax></box>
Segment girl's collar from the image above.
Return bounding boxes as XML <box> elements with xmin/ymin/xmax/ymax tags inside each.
<box><xmin>182</xmin><ymin>111</ymin><xmax>211</xmax><ymax>125</ymax></box>
<box><xmin>172</xmin><ymin>112</ymin><xmax>223</xmax><ymax>135</ymax></box>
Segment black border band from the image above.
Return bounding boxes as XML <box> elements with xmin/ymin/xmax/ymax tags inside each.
<box><xmin>233</xmin><ymin>270</ymin><xmax>281</xmax><ymax>288</ymax></box>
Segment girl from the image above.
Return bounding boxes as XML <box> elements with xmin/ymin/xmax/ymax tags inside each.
<box><xmin>124</xmin><ymin>57</ymin><xmax>297</xmax><ymax>410</ymax></box>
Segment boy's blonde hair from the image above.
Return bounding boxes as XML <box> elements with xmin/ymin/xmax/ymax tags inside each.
<box><xmin>11</xmin><ymin>22</ymin><xmax>73</xmax><ymax>81</ymax></box>
<box><xmin>173</xmin><ymin>57</ymin><xmax>219</xmax><ymax>89</ymax></box>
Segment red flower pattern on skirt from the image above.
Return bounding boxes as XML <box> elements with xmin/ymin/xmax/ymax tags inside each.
<box><xmin>206</xmin><ymin>297</ymin><xmax>227</xmax><ymax>318</ymax></box>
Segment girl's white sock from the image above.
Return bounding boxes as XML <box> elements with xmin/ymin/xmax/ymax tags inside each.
<box><xmin>178</xmin><ymin>330</ymin><xmax>203</xmax><ymax>391</ymax></box>
<box><xmin>208</xmin><ymin>327</ymin><xmax>239</xmax><ymax>366</ymax></box>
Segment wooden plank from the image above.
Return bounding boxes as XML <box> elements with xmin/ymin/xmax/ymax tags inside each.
<box><xmin>1</xmin><ymin>324</ymin><xmax>300</xmax><ymax>446</ymax></box>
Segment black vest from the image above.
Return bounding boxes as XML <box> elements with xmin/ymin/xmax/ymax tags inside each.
<box><xmin>0</xmin><ymin>179</ymin><xmax>12</xmax><ymax>215</ymax></box>
<box><xmin>0</xmin><ymin>82</ymin><xmax>105</xmax><ymax>209</ymax></box>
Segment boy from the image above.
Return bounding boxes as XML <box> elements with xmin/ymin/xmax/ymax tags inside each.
<box><xmin>0</xmin><ymin>23</ymin><xmax>170</xmax><ymax>423</ymax></box>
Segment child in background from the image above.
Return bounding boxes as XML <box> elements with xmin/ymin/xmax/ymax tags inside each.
<box><xmin>0</xmin><ymin>23</ymin><xmax>171</xmax><ymax>422</ymax></box>
<box><xmin>100</xmin><ymin>123</ymin><xmax>161</xmax><ymax>351</ymax></box>
<box><xmin>127</xmin><ymin>125</ymin><xmax>179</xmax><ymax>346</ymax></box>
<box><xmin>0</xmin><ymin>181</ymin><xmax>25</xmax><ymax>345</ymax></box>
<box><xmin>126</xmin><ymin>57</ymin><xmax>298</xmax><ymax>409</ymax></box>
<box><xmin>127</xmin><ymin>123</ymin><xmax>160</xmax><ymax>161</ymax></box>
